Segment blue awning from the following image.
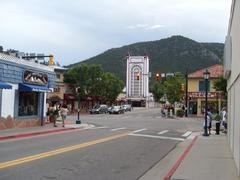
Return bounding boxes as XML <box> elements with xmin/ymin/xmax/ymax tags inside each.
<box><xmin>0</xmin><ymin>82</ymin><xmax>12</xmax><ymax>89</ymax></box>
<box><xmin>19</xmin><ymin>83</ymin><xmax>51</xmax><ymax>92</ymax></box>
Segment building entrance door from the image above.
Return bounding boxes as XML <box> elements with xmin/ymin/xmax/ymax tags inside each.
<box><xmin>189</xmin><ymin>101</ymin><xmax>197</xmax><ymax>115</ymax></box>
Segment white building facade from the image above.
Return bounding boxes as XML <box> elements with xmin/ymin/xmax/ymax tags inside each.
<box><xmin>224</xmin><ymin>0</ymin><xmax>240</xmax><ymax>175</ymax></box>
<box><xmin>126</xmin><ymin>56</ymin><xmax>149</xmax><ymax>107</ymax></box>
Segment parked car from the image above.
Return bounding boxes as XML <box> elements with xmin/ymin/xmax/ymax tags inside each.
<box><xmin>122</xmin><ymin>104</ymin><xmax>132</xmax><ymax>112</ymax></box>
<box><xmin>89</xmin><ymin>104</ymin><xmax>108</xmax><ymax>114</ymax></box>
<box><xmin>108</xmin><ymin>106</ymin><xmax>125</xmax><ymax>114</ymax></box>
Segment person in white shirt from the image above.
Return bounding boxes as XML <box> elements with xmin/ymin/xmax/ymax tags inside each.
<box><xmin>61</xmin><ymin>104</ymin><xmax>69</xmax><ymax>128</ymax></box>
<box><xmin>221</xmin><ymin>107</ymin><xmax>227</xmax><ymax>133</ymax></box>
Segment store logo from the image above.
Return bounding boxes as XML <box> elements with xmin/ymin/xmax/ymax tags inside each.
<box><xmin>23</xmin><ymin>70</ymin><xmax>48</xmax><ymax>86</ymax></box>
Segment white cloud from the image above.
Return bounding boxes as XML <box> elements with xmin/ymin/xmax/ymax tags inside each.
<box><xmin>0</xmin><ymin>0</ymin><xmax>232</xmax><ymax>65</ymax></box>
<box><xmin>126</xmin><ymin>24</ymin><xmax>165</xmax><ymax>30</ymax></box>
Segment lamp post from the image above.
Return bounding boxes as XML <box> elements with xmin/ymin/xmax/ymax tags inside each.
<box><xmin>76</xmin><ymin>87</ymin><xmax>81</xmax><ymax>124</ymax></box>
<box><xmin>185</xmin><ymin>69</ymin><xmax>188</xmax><ymax>117</ymax></box>
<box><xmin>203</xmin><ymin>69</ymin><xmax>210</xmax><ymax>136</ymax></box>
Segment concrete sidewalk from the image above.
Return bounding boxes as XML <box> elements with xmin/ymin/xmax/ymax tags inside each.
<box><xmin>170</xmin><ymin>133</ymin><xmax>240</xmax><ymax>180</ymax></box>
<box><xmin>141</xmin><ymin>132</ymin><xmax>240</xmax><ymax>180</ymax></box>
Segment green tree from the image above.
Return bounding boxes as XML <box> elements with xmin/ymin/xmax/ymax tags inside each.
<box><xmin>163</xmin><ymin>73</ymin><xmax>184</xmax><ymax>104</ymax></box>
<box><xmin>213</xmin><ymin>76</ymin><xmax>227</xmax><ymax>99</ymax></box>
<box><xmin>100</xmin><ymin>72</ymin><xmax>124</xmax><ymax>104</ymax></box>
<box><xmin>149</xmin><ymin>81</ymin><xmax>164</xmax><ymax>102</ymax></box>
<box><xmin>64</xmin><ymin>64</ymin><xmax>104</xmax><ymax>99</ymax></box>
<box><xmin>64</xmin><ymin>64</ymin><xmax>124</xmax><ymax>105</ymax></box>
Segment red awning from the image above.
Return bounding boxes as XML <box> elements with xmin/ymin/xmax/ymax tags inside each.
<box><xmin>64</xmin><ymin>93</ymin><xmax>76</xmax><ymax>100</ymax></box>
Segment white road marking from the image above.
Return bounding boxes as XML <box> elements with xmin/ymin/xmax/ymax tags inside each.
<box><xmin>132</xmin><ymin>129</ymin><xmax>147</xmax><ymax>133</ymax></box>
<box><xmin>85</xmin><ymin>126</ymin><xmax>108</xmax><ymax>130</ymax></box>
<box><xmin>128</xmin><ymin>133</ymin><xmax>185</xmax><ymax>141</ymax></box>
<box><xmin>182</xmin><ymin>131</ymin><xmax>192</xmax><ymax>137</ymax></box>
<box><xmin>111</xmin><ymin>127</ymin><xmax>127</xmax><ymax>131</ymax></box>
<box><xmin>158</xmin><ymin>130</ymin><xmax>169</xmax><ymax>135</ymax></box>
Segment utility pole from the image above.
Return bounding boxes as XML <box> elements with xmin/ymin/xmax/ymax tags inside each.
<box><xmin>185</xmin><ymin>69</ymin><xmax>188</xmax><ymax>117</ymax></box>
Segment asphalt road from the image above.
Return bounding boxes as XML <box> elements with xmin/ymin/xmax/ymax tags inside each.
<box><xmin>0</xmin><ymin>108</ymin><xmax>202</xmax><ymax>180</ymax></box>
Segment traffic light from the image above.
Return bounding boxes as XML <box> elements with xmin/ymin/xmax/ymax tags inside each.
<box><xmin>49</xmin><ymin>54</ymin><xmax>54</xmax><ymax>65</ymax></box>
<box><xmin>155</xmin><ymin>73</ymin><xmax>160</xmax><ymax>81</ymax></box>
<box><xmin>136</xmin><ymin>73</ymin><xmax>140</xmax><ymax>80</ymax></box>
<box><xmin>181</xmin><ymin>83</ymin><xmax>185</xmax><ymax>91</ymax></box>
<box><xmin>76</xmin><ymin>87</ymin><xmax>81</xmax><ymax>93</ymax></box>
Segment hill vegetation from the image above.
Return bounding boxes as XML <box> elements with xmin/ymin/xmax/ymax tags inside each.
<box><xmin>68</xmin><ymin>35</ymin><xmax>224</xmax><ymax>81</ymax></box>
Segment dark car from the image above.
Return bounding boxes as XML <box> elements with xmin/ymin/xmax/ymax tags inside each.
<box><xmin>108</xmin><ymin>106</ymin><xmax>124</xmax><ymax>114</ymax></box>
<box><xmin>89</xmin><ymin>104</ymin><xmax>108</xmax><ymax>114</ymax></box>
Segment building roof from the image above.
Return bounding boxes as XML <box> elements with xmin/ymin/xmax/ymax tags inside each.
<box><xmin>0</xmin><ymin>52</ymin><xmax>54</xmax><ymax>72</ymax></box>
<box><xmin>188</xmin><ymin>64</ymin><xmax>223</xmax><ymax>78</ymax></box>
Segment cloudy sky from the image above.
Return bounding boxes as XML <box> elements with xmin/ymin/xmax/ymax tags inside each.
<box><xmin>0</xmin><ymin>0</ymin><xmax>231</xmax><ymax>66</ymax></box>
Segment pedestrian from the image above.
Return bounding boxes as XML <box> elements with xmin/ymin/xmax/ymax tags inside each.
<box><xmin>61</xmin><ymin>104</ymin><xmax>69</xmax><ymax>128</ymax></box>
<box><xmin>221</xmin><ymin>107</ymin><xmax>227</xmax><ymax>133</ymax></box>
<box><xmin>203</xmin><ymin>109</ymin><xmax>212</xmax><ymax>135</ymax></box>
<box><xmin>207</xmin><ymin>109</ymin><xmax>213</xmax><ymax>134</ymax></box>
<box><xmin>53</xmin><ymin>104</ymin><xmax>60</xmax><ymax>127</ymax></box>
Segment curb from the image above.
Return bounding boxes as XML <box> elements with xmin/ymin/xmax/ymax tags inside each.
<box><xmin>163</xmin><ymin>135</ymin><xmax>198</xmax><ymax>180</ymax></box>
<box><xmin>0</xmin><ymin>127</ymin><xmax>78</xmax><ymax>141</ymax></box>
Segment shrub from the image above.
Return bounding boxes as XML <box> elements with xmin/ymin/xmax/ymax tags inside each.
<box><xmin>176</xmin><ymin>109</ymin><xmax>184</xmax><ymax>117</ymax></box>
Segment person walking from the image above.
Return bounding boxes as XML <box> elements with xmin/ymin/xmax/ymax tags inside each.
<box><xmin>61</xmin><ymin>104</ymin><xmax>69</xmax><ymax>128</ymax></box>
<box><xmin>53</xmin><ymin>104</ymin><xmax>60</xmax><ymax>127</ymax></box>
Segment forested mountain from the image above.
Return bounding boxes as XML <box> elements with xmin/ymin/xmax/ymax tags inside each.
<box><xmin>69</xmin><ymin>35</ymin><xmax>224</xmax><ymax>80</ymax></box>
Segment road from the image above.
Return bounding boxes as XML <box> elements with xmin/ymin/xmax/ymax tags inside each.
<box><xmin>0</xmin><ymin>108</ymin><xmax>202</xmax><ymax>180</ymax></box>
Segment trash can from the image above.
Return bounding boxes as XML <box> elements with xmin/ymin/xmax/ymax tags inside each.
<box><xmin>215</xmin><ymin>122</ymin><xmax>220</xmax><ymax>135</ymax></box>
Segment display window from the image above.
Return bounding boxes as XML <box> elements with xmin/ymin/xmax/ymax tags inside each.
<box><xmin>18</xmin><ymin>92</ymin><xmax>39</xmax><ymax>116</ymax></box>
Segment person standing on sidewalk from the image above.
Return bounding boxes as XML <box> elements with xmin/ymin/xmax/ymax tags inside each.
<box><xmin>61</xmin><ymin>104</ymin><xmax>69</xmax><ymax>128</ymax></box>
<box><xmin>221</xmin><ymin>107</ymin><xmax>227</xmax><ymax>133</ymax></box>
<box><xmin>207</xmin><ymin>109</ymin><xmax>213</xmax><ymax>135</ymax></box>
<box><xmin>203</xmin><ymin>109</ymin><xmax>212</xmax><ymax>135</ymax></box>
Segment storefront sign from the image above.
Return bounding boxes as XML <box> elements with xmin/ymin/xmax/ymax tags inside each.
<box><xmin>188</xmin><ymin>92</ymin><xmax>218</xmax><ymax>98</ymax></box>
<box><xmin>23</xmin><ymin>70</ymin><xmax>48</xmax><ymax>86</ymax></box>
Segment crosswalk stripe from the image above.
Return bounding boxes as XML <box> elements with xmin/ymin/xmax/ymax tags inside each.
<box><xmin>132</xmin><ymin>129</ymin><xmax>147</xmax><ymax>133</ymax></box>
<box><xmin>158</xmin><ymin>130</ymin><xmax>169</xmax><ymax>135</ymax></box>
<box><xmin>128</xmin><ymin>133</ymin><xmax>185</xmax><ymax>141</ymax></box>
<box><xmin>111</xmin><ymin>127</ymin><xmax>127</xmax><ymax>131</ymax></box>
<box><xmin>182</xmin><ymin>131</ymin><xmax>192</xmax><ymax>137</ymax></box>
<box><xmin>85</xmin><ymin>126</ymin><xmax>108</xmax><ymax>130</ymax></box>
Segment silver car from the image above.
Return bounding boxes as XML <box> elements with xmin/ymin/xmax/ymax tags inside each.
<box><xmin>108</xmin><ymin>106</ymin><xmax>124</xmax><ymax>114</ymax></box>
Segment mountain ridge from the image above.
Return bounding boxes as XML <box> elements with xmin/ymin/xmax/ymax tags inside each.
<box><xmin>68</xmin><ymin>35</ymin><xmax>224</xmax><ymax>80</ymax></box>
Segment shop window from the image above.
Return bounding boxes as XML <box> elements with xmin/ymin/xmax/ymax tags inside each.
<box><xmin>199</xmin><ymin>81</ymin><xmax>210</xmax><ymax>92</ymax></box>
<box><xmin>18</xmin><ymin>92</ymin><xmax>38</xmax><ymax>116</ymax></box>
<box><xmin>54</xmin><ymin>87</ymin><xmax>60</xmax><ymax>92</ymax></box>
<box><xmin>56</xmin><ymin>74</ymin><xmax>61</xmax><ymax>80</ymax></box>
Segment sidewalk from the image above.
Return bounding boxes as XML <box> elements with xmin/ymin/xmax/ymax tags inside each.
<box><xmin>141</xmin><ymin>131</ymin><xmax>240</xmax><ymax>180</ymax></box>
<box><xmin>0</xmin><ymin>121</ymin><xmax>93</xmax><ymax>141</ymax></box>
<box><xmin>170</xmin><ymin>133</ymin><xmax>240</xmax><ymax>180</ymax></box>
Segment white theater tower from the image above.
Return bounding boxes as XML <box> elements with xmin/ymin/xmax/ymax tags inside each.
<box><xmin>126</xmin><ymin>55</ymin><xmax>149</xmax><ymax>107</ymax></box>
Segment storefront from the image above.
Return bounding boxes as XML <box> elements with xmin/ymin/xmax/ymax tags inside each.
<box><xmin>188</xmin><ymin>92</ymin><xmax>223</xmax><ymax>116</ymax></box>
<box><xmin>0</xmin><ymin>53</ymin><xmax>55</xmax><ymax>130</ymax></box>
<box><xmin>187</xmin><ymin>64</ymin><xmax>224</xmax><ymax>116</ymax></box>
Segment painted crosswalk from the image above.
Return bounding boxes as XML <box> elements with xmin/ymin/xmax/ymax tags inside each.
<box><xmin>81</xmin><ymin>125</ymin><xmax>193</xmax><ymax>142</ymax></box>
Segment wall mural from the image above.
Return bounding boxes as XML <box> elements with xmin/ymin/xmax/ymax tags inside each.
<box><xmin>23</xmin><ymin>70</ymin><xmax>48</xmax><ymax>86</ymax></box>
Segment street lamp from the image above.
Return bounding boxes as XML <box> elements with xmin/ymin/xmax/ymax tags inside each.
<box><xmin>76</xmin><ymin>87</ymin><xmax>81</xmax><ymax>124</ymax></box>
<box><xmin>185</xmin><ymin>69</ymin><xmax>188</xmax><ymax>117</ymax></box>
<box><xmin>203</xmin><ymin>69</ymin><xmax>210</xmax><ymax>136</ymax></box>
